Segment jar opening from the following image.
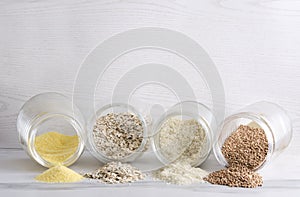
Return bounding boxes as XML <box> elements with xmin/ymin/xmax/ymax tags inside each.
<box><xmin>152</xmin><ymin>113</ymin><xmax>213</xmax><ymax>167</ymax></box>
<box><xmin>213</xmin><ymin>113</ymin><xmax>275</xmax><ymax>171</ymax></box>
<box><xmin>28</xmin><ymin>113</ymin><xmax>85</xmax><ymax>168</ymax></box>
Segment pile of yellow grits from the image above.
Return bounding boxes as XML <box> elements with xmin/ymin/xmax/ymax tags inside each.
<box><xmin>34</xmin><ymin>131</ymin><xmax>83</xmax><ymax>183</ymax></box>
<box><xmin>35</xmin><ymin>165</ymin><xmax>83</xmax><ymax>183</ymax></box>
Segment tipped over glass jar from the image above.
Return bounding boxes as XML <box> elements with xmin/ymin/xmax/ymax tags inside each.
<box><xmin>17</xmin><ymin>92</ymin><xmax>86</xmax><ymax>167</ymax></box>
<box><xmin>214</xmin><ymin>101</ymin><xmax>293</xmax><ymax>171</ymax></box>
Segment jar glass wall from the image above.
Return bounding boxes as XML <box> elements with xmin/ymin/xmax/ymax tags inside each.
<box><xmin>17</xmin><ymin>92</ymin><xmax>86</xmax><ymax>167</ymax></box>
<box><xmin>213</xmin><ymin>101</ymin><xmax>292</xmax><ymax>170</ymax></box>
<box><xmin>152</xmin><ymin>101</ymin><xmax>217</xmax><ymax>167</ymax></box>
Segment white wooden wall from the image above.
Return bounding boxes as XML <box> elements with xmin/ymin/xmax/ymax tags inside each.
<box><xmin>1</xmin><ymin>0</ymin><xmax>299</xmax><ymax>159</ymax></box>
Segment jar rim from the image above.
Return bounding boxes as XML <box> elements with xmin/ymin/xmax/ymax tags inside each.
<box><xmin>151</xmin><ymin>101</ymin><xmax>215</xmax><ymax>167</ymax></box>
<box><xmin>87</xmin><ymin>102</ymin><xmax>148</xmax><ymax>163</ymax></box>
<box><xmin>213</xmin><ymin>112</ymin><xmax>275</xmax><ymax>171</ymax></box>
<box><xmin>27</xmin><ymin>113</ymin><xmax>85</xmax><ymax>168</ymax></box>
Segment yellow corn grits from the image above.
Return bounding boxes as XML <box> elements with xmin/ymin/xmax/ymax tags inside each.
<box><xmin>34</xmin><ymin>131</ymin><xmax>79</xmax><ymax>164</ymax></box>
<box><xmin>34</xmin><ymin>131</ymin><xmax>83</xmax><ymax>183</ymax></box>
<box><xmin>35</xmin><ymin>165</ymin><xmax>83</xmax><ymax>183</ymax></box>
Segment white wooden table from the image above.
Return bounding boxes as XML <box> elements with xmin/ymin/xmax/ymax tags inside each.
<box><xmin>1</xmin><ymin>0</ymin><xmax>300</xmax><ymax>196</ymax></box>
<box><xmin>0</xmin><ymin>149</ymin><xmax>299</xmax><ymax>196</ymax></box>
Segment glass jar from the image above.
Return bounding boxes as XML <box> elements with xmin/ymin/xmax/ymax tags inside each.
<box><xmin>214</xmin><ymin>101</ymin><xmax>293</xmax><ymax>170</ymax></box>
<box><xmin>151</xmin><ymin>101</ymin><xmax>217</xmax><ymax>167</ymax></box>
<box><xmin>17</xmin><ymin>92</ymin><xmax>86</xmax><ymax>167</ymax></box>
<box><xmin>87</xmin><ymin>103</ymin><xmax>148</xmax><ymax>163</ymax></box>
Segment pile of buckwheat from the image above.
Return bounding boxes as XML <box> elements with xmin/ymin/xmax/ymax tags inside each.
<box><xmin>204</xmin><ymin>165</ymin><xmax>263</xmax><ymax>188</ymax></box>
<box><xmin>92</xmin><ymin>112</ymin><xmax>144</xmax><ymax>160</ymax></box>
<box><xmin>204</xmin><ymin>124</ymin><xmax>268</xmax><ymax>188</ymax></box>
<box><xmin>222</xmin><ymin>125</ymin><xmax>268</xmax><ymax>170</ymax></box>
